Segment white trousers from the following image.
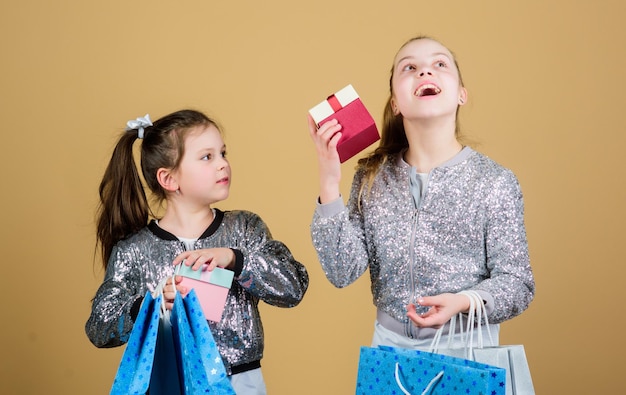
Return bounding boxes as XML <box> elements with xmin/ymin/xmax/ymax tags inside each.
<box><xmin>229</xmin><ymin>368</ymin><xmax>267</xmax><ymax>395</ymax></box>
<box><xmin>372</xmin><ymin>320</ymin><xmax>499</xmax><ymax>349</ymax></box>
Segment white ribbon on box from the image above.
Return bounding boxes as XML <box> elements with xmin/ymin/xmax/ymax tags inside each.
<box><xmin>309</xmin><ymin>84</ymin><xmax>360</xmax><ymax>125</ymax></box>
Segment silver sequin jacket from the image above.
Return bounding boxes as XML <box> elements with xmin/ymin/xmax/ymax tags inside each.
<box><xmin>311</xmin><ymin>147</ymin><xmax>534</xmax><ymax>326</ymax></box>
<box><xmin>86</xmin><ymin>209</ymin><xmax>309</xmax><ymax>374</ymax></box>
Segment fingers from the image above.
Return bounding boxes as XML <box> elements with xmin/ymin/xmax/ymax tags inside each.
<box><xmin>406</xmin><ymin>295</ymin><xmax>453</xmax><ymax>329</ymax></box>
<box><xmin>407</xmin><ymin>303</ymin><xmax>429</xmax><ymax>327</ymax></box>
<box><xmin>416</xmin><ymin>295</ymin><xmax>438</xmax><ymax>307</ymax></box>
<box><xmin>308</xmin><ymin>114</ymin><xmax>340</xmax><ymax>140</ymax></box>
<box><xmin>173</xmin><ymin>248</ymin><xmax>235</xmax><ymax>272</ymax></box>
<box><xmin>162</xmin><ymin>280</ymin><xmax>176</xmax><ymax>309</ymax></box>
<box><xmin>406</xmin><ymin>303</ymin><xmax>421</xmax><ymax>320</ymax></box>
<box><xmin>172</xmin><ymin>251</ymin><xmax>191</xmax><ymax>266</ymax></box>
<box><xmin>173</xmin><ymin>250</ymin><xmax>211</xmax><ymax>271</ymax></box>
<box><xmin>407</xmin><ymin>303</ymin><xmax>433</xmax><ymax>322</ymax></box>
<box><xmin>172</xmin><ymin>276</ymin><xmax>187</xmax><ymax>293</ymax></box>
<box><xmin>173</xmin><ymin>250</ymin><xmax>215</xmax><ymax>269</ymax></box>
<box><xmin>307</xmin><ymin>114</ymin><xmax>318</xmax><ymax>135</ymax></box>
<box><xmin>407</xmin><ymin>309</ymin><xmax>446</xmax><ymax>329</ymax></box>
<box><xmin>162</xmin><ymin>277</ymin><xmax>188</xmax><ymax>310</ymax></box>
<box><xmin>309</xmin><ymin>118</ymin><xmax>342</xmax><ymax>156</ymax></box>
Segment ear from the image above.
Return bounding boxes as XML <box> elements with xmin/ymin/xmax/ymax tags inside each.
<box><xmin>390</xmin><ymin>98</ymin><xmax>400</xmax><ymax>115</ymax></box>
<box><xmin>458</xmin><ymin>87</ymin><xmax>468</xmax><ymax>106</ymax></box>
<box><xmin>156</xmin><ymin>167</ymin><xmax>179</xmax><ymax>193</ymax></box>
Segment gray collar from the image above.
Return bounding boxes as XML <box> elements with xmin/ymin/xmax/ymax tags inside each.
<box><xmin>397</xmin><ymin>146</ymin><xmax>474</xmax><ymax>170</ymax></box>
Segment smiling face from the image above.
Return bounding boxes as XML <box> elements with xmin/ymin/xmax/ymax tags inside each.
<box><xmin>391</xmin><ymin>38</ymin><xmax>466</xmax><ymax>122</ymax></box>
<box><xmin>174</xmin><ymin>124</ymin><xmax>231</xmax><ymax>206</ymax></box>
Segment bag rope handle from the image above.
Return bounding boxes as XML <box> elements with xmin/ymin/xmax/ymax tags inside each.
<box><xmin>395</xmin><ymin>362</ymin><xmax>444</xmax><ymax>395</ymax></box>
<box><xmin>458</xmin><ymin>290</ymin><xmax>494</xmax><ymax>358</ymax></box>
<box><xmin>428</xmin><ymin>290</ymin><xmax>494</xmax><ymax>360</ymax></box>
<box><xmin>151</xmin><ymin>270</ymin><xmax>179</xmax><ymax>316</ymax></box>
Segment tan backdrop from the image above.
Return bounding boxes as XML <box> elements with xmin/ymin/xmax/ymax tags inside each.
<box><xmin>1</xmin><ymin>1</ymin><xmax>624</xmax><ymax>394</ymax></box>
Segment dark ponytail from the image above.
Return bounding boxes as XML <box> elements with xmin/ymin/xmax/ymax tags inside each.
<box><xmin>96</xmin><ymin>130</ymin><xmax>149</xmax><ymax>268</ymax></box>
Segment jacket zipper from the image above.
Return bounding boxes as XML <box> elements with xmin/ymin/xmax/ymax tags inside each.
<box><xmin>405</xmin><ymin>170</ymin><xmax>431</xmax><ymax>337</ymax></box>
<box><xmin>406</xmin><ymin>208</ymin><xmax>421</xmax><ymax>338</ymax></box>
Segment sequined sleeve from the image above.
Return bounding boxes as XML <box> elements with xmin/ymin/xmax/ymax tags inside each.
<box><xmin>473</xmin><ymin>169</ymin><xmax>535</xmax><ymax>323</ymax></box>
<box><xmin>85</xmin><ymin>244</ymin><xmax>147</xmax><ymax>348</ymax></box>
<box><xmin>232</xmin><ymin>211</ymin><xmax>309</xmax><ymax>308</ymax></box>
<box><xmin>310</xmin><ymin>168</ymin><xmax>371</xmax><ymax>288</ymax></box>
<box><xmin>85</xmin><ymin>228</ymin><xmax>182</xmax><ymax>348</ymax></box>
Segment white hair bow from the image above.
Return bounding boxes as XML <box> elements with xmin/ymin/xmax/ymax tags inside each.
<box><xmin>125</xmin><ymin>114</ymin><xmax>152</xmax><ymax>139</ymax></box>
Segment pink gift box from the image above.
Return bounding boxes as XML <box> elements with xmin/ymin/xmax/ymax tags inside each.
<box><xmin>176</xmin><ymin>264</ymin><xmax>234</xmax><ymax>322</ymax></box>
<box><xmin>309</xmin><ymin>84</ymin><xmax>380</xmax><ymax>163</ymax></box>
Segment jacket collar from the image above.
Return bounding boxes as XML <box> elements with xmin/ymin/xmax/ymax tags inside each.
<box><xmin>396</xmin><ymin>146</ymin><xmax>475</xmax><ymax>170</ymax></box>
<box><xmin>147</xmin><ymin>208</ymin><xmax>224</xmax><ymax>241</ymax></box>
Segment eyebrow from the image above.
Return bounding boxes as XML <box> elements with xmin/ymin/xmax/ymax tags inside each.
<box><xmin>196</xmin><ymin>144</ymin><xmax>226</xmax><ymax>154</ymax></box>
<box><xmin>396</xmin><ymin>52</ymin><xmax>453</xmax><ymax>64</ymax></box>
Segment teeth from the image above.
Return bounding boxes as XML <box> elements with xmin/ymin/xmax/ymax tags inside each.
<box><xmin>415</xmin><ymin>84</ymin><xmax>441</xmax><ymax>97</ymax></box>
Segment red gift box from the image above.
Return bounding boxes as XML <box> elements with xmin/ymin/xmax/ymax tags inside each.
<box><xmin>309</xmin><ymin>84</ymin><xmax>380</xmax><ymax>163</ymax></box>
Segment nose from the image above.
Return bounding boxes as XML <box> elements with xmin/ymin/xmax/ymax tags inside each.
<box><xmin>418</xmin><ymin>68</ymin><xmax>433</xmax><ymax>77</ymax></box>
<box><xmin>217</xmin><ymin>157</ymin><xmax>229</xmax><ymax>170</ymax></box>
<box><xmin>414</xmin><ymin>62</ymin><xmax>434</xmax><ymax>77</ymax></box>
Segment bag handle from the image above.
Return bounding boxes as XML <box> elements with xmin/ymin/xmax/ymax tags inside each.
<box><xmin>428</xmin><ymin>290</ymin><xmax>494</xmax><ymax>360</ymax></box>
<box><xmin>458</xmin><ymin>290</ymin><xmax>494</xmax><ymax>351</ymax></box>
<box><xmin>150</xmin><ymin>274</ymin><xmax>178</xmax><ymax>316</ymax></box>
<box><xmin>395</xmin><ymin>362</ymin><xmax>444</xmax><ymax>395</ymax></box>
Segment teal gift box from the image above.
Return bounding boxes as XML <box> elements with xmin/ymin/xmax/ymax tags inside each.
<box><xmin>177</xmin><ymin>264</ymin><xmax>234</xmax><ymax>322</ymax></box>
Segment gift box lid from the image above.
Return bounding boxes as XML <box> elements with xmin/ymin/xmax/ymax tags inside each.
<box><xmin>309</xmin><ymin>84</ymin><xmax>360</xmax><ymax>124</ymax></box>
<box><xmin>176</xmin><ymin>264</ymin><xmax>234</xmax><ymax>288</ymax></box>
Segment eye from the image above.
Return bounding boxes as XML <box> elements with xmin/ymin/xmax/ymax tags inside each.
<box><xmin>401</xmin><ymin>63</ymin><xmax>416</xmax><ymax>72</ymax></box>
<box><xmin>435</xmin><ymin>60</ymin><xmax>447</xmax><ymax>68</ymax></box>
<box><xmin>221</xmin><ymin>150</ymin><xmax>227</xmax><ymax>158</ymax></box>
<box><xmin>201</xmin><ymin>153</ymin><xmax>212</xmax><ymax>161</ymax></box>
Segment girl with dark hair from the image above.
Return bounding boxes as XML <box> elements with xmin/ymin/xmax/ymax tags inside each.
<box><xmin>87</xmin><ymin>109</ymin><xmax>309</xmax><ymax>394</ymax></box>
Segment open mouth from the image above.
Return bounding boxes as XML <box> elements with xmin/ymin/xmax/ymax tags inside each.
<box><xmin>414</xmin><ymin>83</ymin><xmax>441</xmax><ymax>97</ymax></box>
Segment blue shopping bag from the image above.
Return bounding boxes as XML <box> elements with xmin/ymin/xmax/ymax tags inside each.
<box><xmin>110</xmin><ymin>288</ymin><xmax>235</xmax><ymax>395</ymax></box>
<box><xmin>170</xmin><ymin>289</ymin><xmax>235</xmax><ymax>394</ymax></box>
<box><xmin>417</xmin><ymin>291</ymin><xmax>534</xmax><ymax>395</ymax></box>
<box><xmin>356</xmin><ymin>345</ymin><xmax>506</xmax><ymax>395</ymax></box>
<box><xmin>149</xmin><ymin>307</ymin><xmax>183</xmax><ymax>395</ymax></box>
<box><xmin>110</xmin><ymin>292</ymin><xmax>161</xmax><ymax>395</ymax></box>
<box><xmin>382</xmin><ymin>346</ymin><xmax>507</xmax><ymax>395</ymax></box>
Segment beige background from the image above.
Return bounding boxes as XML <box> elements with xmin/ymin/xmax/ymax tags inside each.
<box><xmin>1</xmin><ymin>1</ymin><xmax>624</xmax><ymax>394</ymax></box>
